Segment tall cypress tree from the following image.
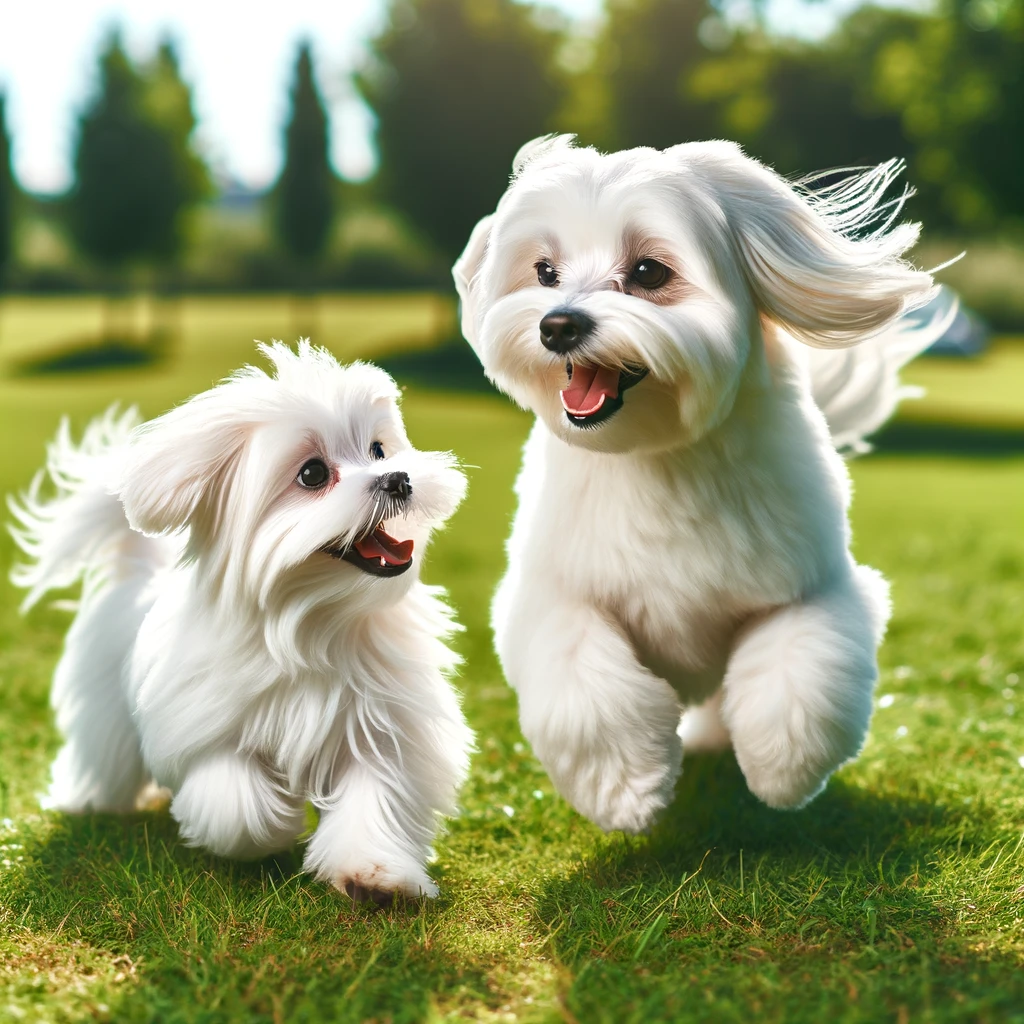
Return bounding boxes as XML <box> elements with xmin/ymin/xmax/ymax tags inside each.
<box><xmin>69</xmin><ymin>34</ymin><xmax>191</xmax><ymax>269</ymax></box>
<box><xmin>0</xmin><ymin>91</ymin><xmax>13</xmax><ymax>284</ymax></box>
<box><xmin>143</xmin><ymin>39</ymin><xmax>211</xmax><ymax>223</ymax></box>
<box><xmin>274</xmin><ymin>43</ymin><xmax>336</xmax><ymax>266</ymax></box>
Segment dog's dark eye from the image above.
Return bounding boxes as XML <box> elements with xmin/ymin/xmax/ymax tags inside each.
<box><xmin>370</xmin><ymin>440</ymin><xmax>385</xmax><ymax>461</ymax></box>
<box><xmin>297</xmin><ymin>458</ymin><xmax>330</xmax><ymax>489</ymax></box>
<box><xmin>537</xmin><ymin>261</ymin><xmax>559</xmax><ymax>287</ymax></box>
<box><xmin>631</xmin><ymin>259</ymin><xmax>670</xmax><ymax>289</ymax></box>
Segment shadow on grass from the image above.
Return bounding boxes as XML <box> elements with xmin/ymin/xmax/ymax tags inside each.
<box><xmin>6</xmin><ymin>812</ymin><xmax>491</xmax><ymax>1023</ymax></box>
<box><xmin>870</xmin><ymin>420</ymin><xmax>1024</xmax><ymax>456</ymax></box>
<box><xmin>377</xmin><ymin>338</ymin><xmax>497</xmax><ymax>395</ymax></box>
<box><xmin>10</xmin><ymin>331</ymin><xmax>172</xmax><ymax>377</ymax></box>
<box><xmin>534</xmin><ymin>754</ymin><xmax>1024</xmax><ymax>1019</ymax></box>
<box><xmin>537</xmin><ymin>752</ymin><xmax>988</xmax><ymax>953</ymax></box>
<box><xmin>555</xmin><ymin>754</ymin><xmax>979</xmax><ymax>889</ymax></box>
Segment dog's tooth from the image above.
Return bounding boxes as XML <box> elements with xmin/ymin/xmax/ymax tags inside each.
<box><xmin>380</xmin><ymin>556</ymin><xmax>386</xmax><ymax>568</ymax></box>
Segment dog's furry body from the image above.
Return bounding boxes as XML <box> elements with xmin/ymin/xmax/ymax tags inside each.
<box><xmin>454</xmin><ymin>136</ymin><xmax>949</xmax><ymax>831</ymax></box>
<box><xmin>10</xmin><ymin>344</ymin><xmax>472</xmax><ymax>900</ymax></box>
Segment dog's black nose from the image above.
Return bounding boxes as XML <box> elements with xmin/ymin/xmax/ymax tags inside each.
<box><xmin>380</xmin><ymin>471</ymin><xmax>412</xmax><ymax>500</ymax></box>
<box><xmin>539</xmin><ymin>309</ymin><xmax>595</xmax><ymax>354</ymax></box>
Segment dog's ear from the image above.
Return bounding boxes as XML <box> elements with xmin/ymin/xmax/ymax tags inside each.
<box><xmin>679</xmin><ymin>141</ymin><xmax>936</xmax><ymax>349</ymax></box>
<box><xmin>452</xmin><ymin>213</ymin><xmax>495</xmax><ymax>355</ymax></box>
<box><xmin>119</xmin><ymin>390</ymin><xmax>248</xmax><ymax>537</ymax></box>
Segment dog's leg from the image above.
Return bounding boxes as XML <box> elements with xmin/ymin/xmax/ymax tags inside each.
<box><xmin>303</xmin><ymin>763</ymin><xmax>438</xmax><ymax>904</ymax></box>
<box><xmin>502</xmin><ymin>598</ymin><xmax>683</xmax><ymax>834</ymax></box>
<box><xmin>678</xmin><ymin>690</ymin><xmax>732</xmax><ymax>753</ymax></box>
<box><xmin>171</xmin><ymin>752</ymin><xmax>306</xmax><ymax>859</ymax></box>
<box><xmin>721</xmin><ymin>565</ymin><xmax>890</xmax><ymax>808</ymax></box>
<box><xmin>43</xmin><ymin>580</ymin><xmax>151</xmax><ymax>813</ymax></box>
<box><xmin>304</xmin><ymin>692</ymin><xmax>471</xmax><ymax>904</ymax></box>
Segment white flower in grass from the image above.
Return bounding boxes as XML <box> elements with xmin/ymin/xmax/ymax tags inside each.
<box><xmin>878</xmin><ymin>694</ymin><xmax>895</xmax><ymax>708</ymax></box>
<box><xmin>895</xmin><ymin>725</ymin><xmax>909</xmax><ymax>739</ymax></box>
<box><xmin>502</xmin><ymin>805</ymin><xmax>515</xmax><ymax>817</ymax></box>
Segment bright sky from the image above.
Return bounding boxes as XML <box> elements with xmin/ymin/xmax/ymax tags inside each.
<box><xmin>0</xmin><ymin>0</ymin><xmax>906</xmax><ymax>195</ymax></box>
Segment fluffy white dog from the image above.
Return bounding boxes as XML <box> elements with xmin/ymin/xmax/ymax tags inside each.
<box><xmin>454</xmin><ymin>135</ymin><xmax>951</xmax><ymax>833</ymax></box>
<box><xmin>10</xmin><ymin>342</ymin><xmax>472</xmax><ymax>902</ymax></box>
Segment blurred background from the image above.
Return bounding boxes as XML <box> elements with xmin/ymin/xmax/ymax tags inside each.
<box><xmin>0</xmin><ymin>0</ymin><xmax>1021</xmax><ymax>507</ymax></box>
<box><xmin>0</xmin><ymin>0</ymin><xmax>1022</xmax><ymax>350</ymax></box>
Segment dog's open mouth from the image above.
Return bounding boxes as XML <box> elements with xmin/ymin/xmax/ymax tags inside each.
<box><xmin>560</xmin><ymin>362</ymin><xmax>649</xmax><ymax>428</ymax></box>
<box><xmin>323</xmin><ymin>522</ymin><xmax>414</xmax><ymax>578</ymax></box>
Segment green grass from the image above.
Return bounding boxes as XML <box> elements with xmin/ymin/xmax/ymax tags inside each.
<box><xmin>1</xmin><ymin>296</ymin><xmax>1024</xmax><ymax>1022</ymax></box>
<box><xmin>902</xmin><ymin>339</ymin><xmax>1024</xmax><ymax>429</ymax></box>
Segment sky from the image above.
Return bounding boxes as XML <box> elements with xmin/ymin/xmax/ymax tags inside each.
<box><xmin>0</xmin><ymin>0</ymin><xmax>907</xmax><ymax>195</ymax></box>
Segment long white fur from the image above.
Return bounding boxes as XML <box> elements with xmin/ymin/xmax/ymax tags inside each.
<box><xmin>9</xmin><ymin>342</ymin><xmax>472</xmax><ymax>899</ymax></box>
<box><xmin>454</xmin><ymin>135</ymin><xmax>947</xmax><ymax>831</ymax></box>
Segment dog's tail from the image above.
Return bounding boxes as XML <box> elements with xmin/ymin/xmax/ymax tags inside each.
<box><xmin>806</xmin><ymin>287</ymin><xmax>956</xmax><ymax>454</ymax></box>
<box><xmin>8</xmin><ymin>406</ymin><xmax>172</xmax><ymax>611</ymax></box>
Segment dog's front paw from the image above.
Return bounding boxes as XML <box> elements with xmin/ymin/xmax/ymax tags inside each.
<box><xmin>550</xmin><ymin>741</ymin><xmax>681</xmax><ymax>834</ymax></box>
<box><xmin>331</xmin><ymin>862</ymin><xmax>438</xmax><ymax>905</ymax></box>
<box><xmin>735</xmin><ymin>755</ymin><xmax>831</xmax><ymax>811</ymax></box>
<box><xmin>585</xmin><ymin>764</ymin><xmax>679</xmax><ymax>834</ymax></box>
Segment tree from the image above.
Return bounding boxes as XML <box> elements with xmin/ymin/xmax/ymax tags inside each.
<box><xmin>143</xmin><ymin>39</ymin><xmax>211</xmax><ymax>217</ymax></box>
<box><xmin>859</xmin><ymin>0</ymin><xmax>1024</xmax><ymax>230</ymax></box>
<box><xmin>273</xmin><ymin>42</ymin><xmax>336</xmax><ymax>265</ymax></box>
<box><xmin>685</xmin><ymin>22</ymin><xmax>908</xmax><ymax>179</ymax></box>
<box><xmin>0</xmin><ymin>91</ymin><xmax>13</xmax><ymax>284</ymax></box>
<box><xmin>68</xmin><ymin>33</ymin><xmax>203</xmax><ymax>270</ymax></box>
<box><xmin>359</xmin><ymin>0</ymin><xmax>567</xmax><ymax>259</ymax></box>
<box><xmin>594</xmin><ymin>0</ymin><xmax>721</xmax><ymax>152</ymax></box>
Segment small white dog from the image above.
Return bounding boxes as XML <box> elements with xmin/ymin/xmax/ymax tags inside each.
<box><xmin>454</xmin><ymin>135</ymin><xmax>950</xmax><ymax>832</ymax></box>
<box><xmin>10</xmin><ymin>342</ymin><xmax>472</xmax><ymax>902</ymax></box>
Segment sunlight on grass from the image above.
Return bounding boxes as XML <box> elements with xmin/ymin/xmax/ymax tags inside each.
<box><xmin>0</xmin><ymin>299</ymin><xmax>1022</xmax><ymax>1022</ymax></box>
<box><xmin>901</xmin><ymin>339</ymin><xmax>1024</xmax><ymax>429</ymax></box>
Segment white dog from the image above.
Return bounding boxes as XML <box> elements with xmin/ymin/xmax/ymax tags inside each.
<box><xmin>9</xmin><ymin>342</ymin><xmax>471</xmax><ymax>902</ymax></box>
<box><xmin>454</xmin><ymin>135</ymin><xmax>950</xmax><ymax>833</ymax></box>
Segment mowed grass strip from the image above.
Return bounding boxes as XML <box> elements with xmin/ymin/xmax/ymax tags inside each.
<box><xmin>901</xmin><ymin>338</ymin><xmax>1024</xmax><ymax>430</ymax></box>
<box><xmin>0</xmin><ymin>297</ymin><xmax>1023</xmax><ymax>1022</ymax></box>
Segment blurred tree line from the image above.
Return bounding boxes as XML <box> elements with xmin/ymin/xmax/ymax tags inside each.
<box><xmin>1</xmin><ymin>0</ymin><xmax>1022</xmax><ymax>299</ymax></box>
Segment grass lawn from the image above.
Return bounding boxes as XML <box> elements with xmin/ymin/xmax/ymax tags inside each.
<box><xmin>1</xmin><ymin>296</ymin><xmax>1023</xmax><ymax>1022</ymax></box>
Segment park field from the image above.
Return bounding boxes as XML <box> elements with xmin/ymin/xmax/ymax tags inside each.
<box><xmin>1</xmin><ymin>295</ymin><xmax>1023</xmax><ymax>1022</ymax></box>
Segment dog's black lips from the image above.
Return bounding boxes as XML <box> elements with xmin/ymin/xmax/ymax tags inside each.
<box><xmin>322</xmin><ymin>524</ymin><xmax>414</xmax><ymax>578</ymax></box>
<box><xmin>563</xmin><ymin>363</ymin><xmax>650</xmax><ymax>429</ymax></box>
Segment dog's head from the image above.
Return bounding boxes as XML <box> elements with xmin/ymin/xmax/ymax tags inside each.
<box><xmin>454</xmin><ymin>135</ymin><xmax>936</xmax><ymax>453</ymax></box>
<box><xmin>119</xmin><ymin>342</ymin><xmax>466</xmax><ymax>614</ymax></box>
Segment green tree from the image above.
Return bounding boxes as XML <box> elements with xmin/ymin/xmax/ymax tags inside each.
<box><xmin>0</xmin><ymin>92</ymin><xmax>13</xmax><ymax>284</ymax></box>
<box><xmin>593</xmin><ymin>0</ymin><xmax>721</xmax><ymax>151</ymax></box>
<box><xmin>685</xmin><ymin>20</ymin><xmax>908</xmax><ymax>179</ymax></box>
<box><xmin>359</xmin><ymin>0</ymin><xmax>567</xmax><ymax>259</ymax></box>
<box><xmin>862</xmin><ymin>0</ymin><xmax>1024</xmax><ymax>229</ymax></box>
<box><xmin>273</xmin><ymin>42</ymin><xmax>336</xmax><ymax>265</ymax></box>
<box><xmin>143</xmin><ymin>39</ymin><xmax>211</xmax><ymax>214</ymax></box>
<box><xmin>68</xmin><ymin>34</ymin><xmax>201</xmax><ymax>269</ymax></box>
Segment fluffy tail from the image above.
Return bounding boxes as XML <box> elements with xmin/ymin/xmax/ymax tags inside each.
<box><xmin>806</xmin><ymin>286</ymin><xmax>957</xmax><ymax>454</ymax></box>
<box><xmin>8</xmin><ymin>406</ymin><xmax>168</xmax><ymax>610</ymax></box>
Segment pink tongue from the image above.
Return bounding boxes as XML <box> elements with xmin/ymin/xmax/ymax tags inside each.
<box><xmin>353</xmin><ymin>528</ymin><xmax>414</xmax><ymax>566</ymax></box>
<box><xmin>560</xmin><ymin>365</ymin><xmax>620</xmax><ymax>417</ymax></box>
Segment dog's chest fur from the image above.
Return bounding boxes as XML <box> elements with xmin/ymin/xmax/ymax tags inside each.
<box><xmin>130</xmin><ymin>572</ymin><xmax>452</xmax><ymax>792</ymax></box>
<box><xmin>508</xmin><ymin>395</ymin><xmax>850</xmax><ymax>700</ymax></box>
